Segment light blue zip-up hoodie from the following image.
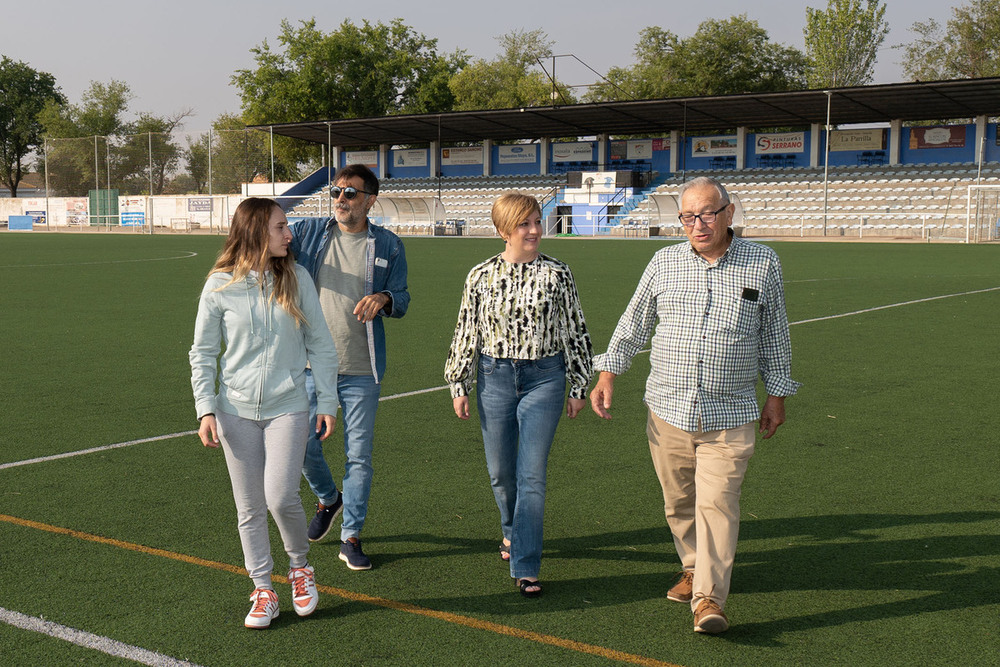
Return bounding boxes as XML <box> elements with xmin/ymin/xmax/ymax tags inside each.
<box><xmin>190</xmin><ymin>264</ymin><xmax>339</xmax><ymax>421</ymax></box>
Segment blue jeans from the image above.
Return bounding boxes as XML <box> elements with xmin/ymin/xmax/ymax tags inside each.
<box><xmin>302</xmin><ymin>369</ymin><xmax>381</xmax><ymax>541</ymax></box>
<box><xmin>476</xmin><ymin>353</ymin><xmax>566</xmax><ymax>579</ymax></box>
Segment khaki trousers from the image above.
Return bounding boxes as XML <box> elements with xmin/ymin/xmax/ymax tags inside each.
<box><xmin>646</xmin><ymin>410</ymin><xmax>755</xmax><ymax>611</ymax></box>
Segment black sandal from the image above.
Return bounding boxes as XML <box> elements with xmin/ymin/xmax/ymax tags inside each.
<box><xmin>517</xmin><ymin>578</ymin><xmax>542</xmax><ymax>598</ymax></box>
<box><xmin>499</xmin><ymin>542</ymin><xmax>510</xmax><ymax>562</ymax></box>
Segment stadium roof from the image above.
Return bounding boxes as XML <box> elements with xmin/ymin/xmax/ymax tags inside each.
<box><xmin>256</xmin><ymin>77</ymin><xmax>1000</xmax><ymax>148</ymax></box>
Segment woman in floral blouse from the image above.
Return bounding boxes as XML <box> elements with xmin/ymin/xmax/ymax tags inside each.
<box><xmin>445</xmin><ymin>192</ymin><xmax>593</xmax><ymax>597</ymax></box>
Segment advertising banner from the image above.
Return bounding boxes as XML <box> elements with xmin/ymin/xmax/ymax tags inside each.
<box><xmin>188</xmin><ymin>198</ymin><xmax>212</xmax><ymax>212</ymax></box>
<box><xmin>611</xmin><ymin>140</ymin><xmax>654</xmax><ymax>160</ymax></box>
<box><xmin>755</xmin><ymin>132</ymin><xmax>805</xmax><ymax>154</ymax></box>
<box><xmin>119</xmin><ymin>197</ymin><xmax>145</xmax><ymax>226</ymax></box>
<box><xmin>345</xmin><ymin>151</ymin><xmax>378</xmax><ymax>168</ymax></box>
<box><xmin>66</xmin><ymin>198</ymin><xmax>89</xmax><ymax>225</ymax></box>
<box><xmin>23</xmin><ymin>198</ymin><xmax>45</xmax><ymax>224</ymax></box>
<box><xmin>652</xmin><ymin>138</ymin><xmax>671</xmax><ymax>151</ymax></box>
<box><xmin>498</xmin><ymin>144</ymin><xmax>537</xmax><ymax>164</ymax></box>
<box><xmin>552</xmin><ymin>142</ymin><xmax>593</xmax><ymax>162</ymax></box>
<box><xmin>909</xmin><ymin>126</ymin><xmax>966</xmax><ymax>149</ymax></box>
<box><xmin>393</xmin><ymin>149</ymin><xmax>428</xmax><ymax>167</ymax></box>
<box><xmin>692</xmin><ymin>136</ymin><xmax>738</xmax><ymax>157</ymax></box>
<box><xmin>441</xmin><ymin>146</ymin><xmax>482</xmax><ymax>165</ymax></box>
<box><xmin>829</xmin><ymin>128</ymin><xmax>886</xmax><ymax>151</ymax></box>
<box><xmin>566</xmin><ymin>172</ymin><xmax>618</xmax><ymax>194</ymax></box>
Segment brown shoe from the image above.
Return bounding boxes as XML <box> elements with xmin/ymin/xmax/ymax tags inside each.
<box><xmin>667</xmin><ymin>570</ymin><xmax>693</xmax><ymax>603</ymax></box>
<box><xmin>693</xmin><ymin>599</ymin><xmax>729</xmax><ymax>634</ymax></box>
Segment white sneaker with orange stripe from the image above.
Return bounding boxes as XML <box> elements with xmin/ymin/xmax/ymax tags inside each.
<box><xmin>288</xmin><ymin>565</ymin><xmax>318</xmax><ymax>616</ymax></box>
<box><xmin>245</xmin><ymin>588</ymin><xmax>279</xmax><ymax>629</ymax></box>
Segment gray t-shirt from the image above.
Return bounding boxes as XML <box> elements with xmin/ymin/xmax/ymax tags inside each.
<box><xmin>317</xmin><ymin>225</ymin><xmax>371</xmax><ymax>375</ymax></box>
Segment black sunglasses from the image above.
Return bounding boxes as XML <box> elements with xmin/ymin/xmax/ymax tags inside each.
<box><xmin>331</xmin><ymin>186</ymin><xmax>373</xmax><ymax>200</ymax></box>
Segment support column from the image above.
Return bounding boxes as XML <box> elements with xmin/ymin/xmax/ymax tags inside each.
<box><xmin>379</xmin><ymin>144</ymin><xmax>389</xmax><ymax>180</ymax></box>
<box><xmin>810</xmin><ymin>123</ymin><xmax>821</xmax><ymax>168</ymax></box>
<box><xmin>430</xmin><ymin>140</ymin><xmax>440</xmax><ymax>177</ymax></box>
<box><xmin>540</xmin><ymin>137</ymin><xmax>550</xmax><ymax>176</ymax></box>
<box><xmin>889</xmin><ymin>119</ymin><xmax>902</xmax><ymax>166</ymax></box>
<box><xmin>670</xmin><ymin>130</ymin><xmax>680</xmax><ymax>174</ymax></box>
<box><xmin>597</xmin><ymin>133</ymin><xmax>608</xmax><ymax>170</ymax></box>
<box><xmin>736</xmin><ymin>127</ymin><xmax>746</xmax><ymax>170</ymax></box>
<box><xmin>975</xmin><ymin>115</ymin><xmax>987</xmax><ymax>165</ymax></box>
<box><xmin>483</xmin><ymin>139</ymin><xmax>493</xmax><ymax>176</ymax></box>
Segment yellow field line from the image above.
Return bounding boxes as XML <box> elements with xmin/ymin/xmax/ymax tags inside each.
<box><xmin>1</xmin><ymin>513</ymin><xmax>682</xmax><ymax>667</ymax></box>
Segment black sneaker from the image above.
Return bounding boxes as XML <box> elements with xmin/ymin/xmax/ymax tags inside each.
<box><xmin>339</xmin><ymin>539</ymin><xmax>372</xmax><ymax>570</ymax></box>
<box><xmin>307</xmin><ymin>495</ymin><xmax>343</xmax><ymax>542</ymax></box>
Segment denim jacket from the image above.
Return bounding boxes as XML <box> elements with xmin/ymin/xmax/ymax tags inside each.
<box><xmin>290</xmin><ymin>217</ymin><xmax>410</xmax><ymax>384</ymax></box>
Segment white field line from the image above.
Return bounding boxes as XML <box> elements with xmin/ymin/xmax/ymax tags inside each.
<box><xmin>0</xmin><ymin>607</ymin><xmax>204</xmax><ymax>667</ymax></box>
<box><xmin>0</xmin><ymin>252</ymin><xmax>199</xmax><ymax>270</ymax></box>
<box><xmin>3</xmin><ymin>284</ymin><xmax>997</xmax><ymax>471</ymax></box>
<box><xmin>0</xmin><ymin>432</ymin><xmax>197</xmax><ymax>471</ymax></box>
<box><xmin>788</xmin><ymin>285</ymin><xmax>1000</xmax><ymax>326</ymax></box>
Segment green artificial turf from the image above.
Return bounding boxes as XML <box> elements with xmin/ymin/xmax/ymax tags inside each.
<box><xmin>1</xmin><ymin>232</ymin><xmax>998</xmax><ymax>666</ymax></box>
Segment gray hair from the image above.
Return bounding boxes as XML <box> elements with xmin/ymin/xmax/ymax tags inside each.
<box><xmin>678</xmin><ymin>176</ymin><xmax>730</xmax><ymax>205</ymax></box>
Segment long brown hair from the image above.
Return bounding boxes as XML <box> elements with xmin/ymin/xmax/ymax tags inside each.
<box><xmin>209</xmin><ymin>197</ymin><xmax>306</xmax><ymax>326</ymax></box>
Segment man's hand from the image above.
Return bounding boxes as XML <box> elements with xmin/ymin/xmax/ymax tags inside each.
<box><xmin>759</xmin><ymin>395</ymin><xmax>786</xmax><ymax>439</ymax></box>
<box><xmin>354</xmin><ymin>293</ymin><xmax>390</xmax><ymax>322</ymax></box>
<box><xmin>315</xmin><ymin>414</ymin><xmax>337</xmax><ymax>440</ymax></box>
<box><xmin>589</xmin><ymin>372</ymin><xmax>617</xmax><ymax>420</ymax></box>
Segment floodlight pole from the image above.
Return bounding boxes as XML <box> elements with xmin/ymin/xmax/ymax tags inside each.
<box><xmin>822</xmin><ymin>90</ymin><xmax>832</xmax><ymax>236</ymax></box>
<box><xmin>43</xmin><ymin>137</ymin><xmax>50</xmax><ymax>231</ymax></box>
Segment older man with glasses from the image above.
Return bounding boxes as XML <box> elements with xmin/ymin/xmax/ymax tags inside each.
<box><xmin>290</xmin><ymin>164</ymin><xmax>410</xmax><ymax>571</ymax></box>
<box><xmin>590</xmin><ymin>175</ymin><xmax>799</xmax><ymax>633</ymax></box>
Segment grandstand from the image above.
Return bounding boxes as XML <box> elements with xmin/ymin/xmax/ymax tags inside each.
<box><xmin>622</xmin><ymin>162</ymin><xmax>1000</xmax><ymax>242</ymax></box>
<box><xmin>287</xmin><ymin>174</ymin><xmax>565</xmax><ymax>237</ymax></box>
<box><xmin>10</xmin><ymin>78</ymin><xmax>1000</xmax><ymax>241</ymax></box>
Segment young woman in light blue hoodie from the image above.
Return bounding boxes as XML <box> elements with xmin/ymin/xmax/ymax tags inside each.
<box><xmin>189</xmin><ymin>197</ymin><xmax>339</xmax><ymax>629</ymax></box>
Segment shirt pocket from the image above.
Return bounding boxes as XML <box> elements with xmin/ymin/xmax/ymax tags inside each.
<box><xmin>722</xmin><ymin>289</ymin><xmax>761</xmax><ymax>337</ymax></box>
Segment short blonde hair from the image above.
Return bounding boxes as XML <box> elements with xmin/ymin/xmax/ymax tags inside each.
<box><xmin>491</xmin><ymin>192</ymin><xmax>541</xmax><ymax>238</ymax></box>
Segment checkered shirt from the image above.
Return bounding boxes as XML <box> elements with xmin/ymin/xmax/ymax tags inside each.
<box><xmin>594</xmin><ymin>236</ymin><xmax>800</xmax><ymax>431</ymax></box>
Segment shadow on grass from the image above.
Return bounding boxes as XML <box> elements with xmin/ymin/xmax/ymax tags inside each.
<box><xmin>349</xmin><ymin>511</ymin><xmax>1000</xmax><ymax>644</ymax></box>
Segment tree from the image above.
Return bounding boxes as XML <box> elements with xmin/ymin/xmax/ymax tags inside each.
<box><xmin>449</xmin><ymin>29</ymin><xmax>574</xmax><ymax>110</ymax></box>
<box><xmin>183</xmin><ymin>133</ymin><xmax>210</xmax><ymax>194</ymax></box>
<box><xmin>37</xmin><ymin>80</ymin><xmax>133</xmax><ymax>196</ymax></box>
<box><xmin>182</xmin><ymin>113</ymin><xmax>272</xmax><ymax>195</ymax></box>
<box><xmin>586</xmin><ymin>16</ymin><xmax>807</xmax><ymax>102</ymax></box>
<box><xmin>232</xmin><ymin>18</ymin><xmax>464</xmax><ymax>172</ymax></box>
<box><xmin>804</xmin><ymin>0</ymin><xmax>889</xmax><ymax>87</ymax></box>
<box><xmin>233</xmin><ymin>18</ymin><xmax>465</xmax><ymax>122</ymax></box>
<box><xmin>115</xmin><ymin>109</ymin><xmax>192</xmax><ymax>195</ymax></box>
<box><xmin>900</xmin><ymin>0</ymin><xmax>1000</xmax><ymax>80</ymax></box>
<box><xmin>0</xmin><ymin>56</ymin><xmax>64</xmax><ymax>197</ymax></box>
<box><xmin>38</xmin><ymin>80</ymin><xmax>191</xmax><ymax>196</ymax></box>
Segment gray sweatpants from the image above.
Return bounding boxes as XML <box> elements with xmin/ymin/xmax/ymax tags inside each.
<box><xmin>216</xmin><ymin>410</ymin><xmax>311</xmax><ymax>589</ymax></box>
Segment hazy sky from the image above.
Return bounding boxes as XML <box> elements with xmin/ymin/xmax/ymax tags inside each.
<box><xmin>3</xmin><ymin>0</ymin><xmax>957</xmax><ymax>132</ymax></box>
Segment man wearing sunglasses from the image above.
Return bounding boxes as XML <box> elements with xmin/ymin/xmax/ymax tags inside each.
<box><xmin>290</xmin><ymin>164</ymin><xmax>410</xmax><ymax>571</ymax></box>
<box><xmin>589</xmin><ymin>176</ymin><xmax>799</xmax><ymax>633</ymax></box>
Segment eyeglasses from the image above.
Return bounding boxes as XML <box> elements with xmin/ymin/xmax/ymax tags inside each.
<box><xmin>331</xmin><ymin>186</ymin><xmax>373</xmax><ymax>200</ymax></box>
<box><xmin>678</xmin><ymin>204</ymin><xmax>729</xmax><ymax>227</ymax></box>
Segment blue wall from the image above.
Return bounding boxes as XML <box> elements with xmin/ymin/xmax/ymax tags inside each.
<box><xmin>323</xmin><ymin>123</ymin><xmax>1000</xmax><ymax>182</ymax></box>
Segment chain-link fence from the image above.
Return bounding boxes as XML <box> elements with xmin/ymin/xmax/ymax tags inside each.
<box><xmin>41</xmin><ymin>128</ymin><xmax>323</xmax><ymax>198</ymax></box>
